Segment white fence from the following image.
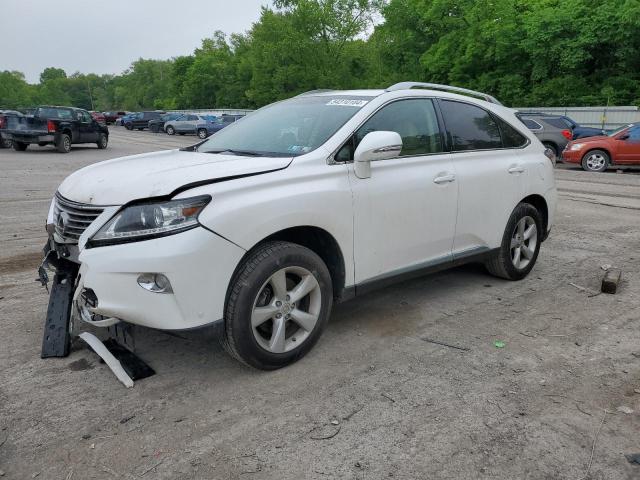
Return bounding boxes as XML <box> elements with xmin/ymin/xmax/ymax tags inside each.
<box><xmin>167</xmin><ymin>108</ymin><xmax>253</xmax><ymax>116</ymax></box>
<box><xmin>514</xmin><ymin>106</ymin><xmax>640</xmax><ymax>129</ymax></box>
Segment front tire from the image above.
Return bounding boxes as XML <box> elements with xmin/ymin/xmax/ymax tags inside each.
<box><xmin>13</xmin><ymin>141</ymin><xmax>28</xmax><ymax>151</ymax></box>
<box><xmin>222</xmin><ymin>241</ymin><xmax>333</xmax><ymax>370</ymax></box>
<box><xmin>125</xmin><ymin>123</ymin><xmax>133</xmax><ymax>130</ymax></box>
<box><xmin>166</xmin><ymin>126</ymin><xmax>175</xmax><ymax>135</ymax></box>
<box><xmin>485</xmin><ymin>203</ymin><xmax>543</xmax><ymax>280</ymax></box>
<box><xmin>197</xmin><ymin>128</ymin><xmax>208</xmax><ymax>139</ymax></box>
<box><xmin>56</xmin><ymin>134</ymin><xmax>71</xmax><ymax>153</ymax></box>
<box><xmin>581</xmin><ymin>149</ymin><xmax>609</xmax><ymax>172</ymax></box>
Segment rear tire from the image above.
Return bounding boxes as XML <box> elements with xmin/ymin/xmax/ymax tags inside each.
<box><xmin>56</xmin><ymin>134</ymin><xmax>71</xmax><ymax>153</ymax></box>
<box><xmin>38</xmin><ymin>142</ymin><xmax>48</xmax><ymax>147</ymax></box>
<box><xmin>96</xmin><ymin>133</ymin><xmax>108</xmax><ymax>149</ymax></box>
<box><xmin>222</xmin><ymin>241</ymin><xmax>333</xmax><ymax>370</ymax></box>
<box><xmin>485</xmin><ymin>203</ymin><xmax>543</xmax><ymax>280</ymax></box>
<box><xmin>542</xmin><ymin>142</ymin><xmax>558</xmax><ymax>158</ymax></box>
<box><xmin>13</xmin><ymin>141</ymin><xmax>28</xmax><ymax>151</ymax></box>
<box><xmin>581</xmin><ymin>149</ymin><xmax>609</xmax><ymax>172</ymax></box>
<box><xmin>166</xmin><ymin>126</ymin><xmax>175</xmax><ymax>135</ymax></box>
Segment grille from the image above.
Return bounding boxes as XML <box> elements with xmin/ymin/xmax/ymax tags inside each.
<box><xmin>53</xmin><ymin>193</ymin><xmax>105</xmax><ymax>243</ymax></box>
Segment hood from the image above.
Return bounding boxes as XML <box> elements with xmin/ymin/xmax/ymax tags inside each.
<box><xmin>58</xmin><ymin>149</ymin><xmax>293</xmax><ymax>205</ymax></box>
<box><xmin>573</xmin><ymin>135</ymin><xmax>610</xmax><ymax>143</ymax></box>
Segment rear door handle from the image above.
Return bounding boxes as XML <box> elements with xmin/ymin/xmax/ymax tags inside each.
<box><xmin>508</xmin><ymin>165</ymin><xmax>525</xmax><ymax>174</ymax></box>
<box><xmin>433</xmin><ymin>173</ymin><xmax>456</xmax><ymax>184</ymax></box>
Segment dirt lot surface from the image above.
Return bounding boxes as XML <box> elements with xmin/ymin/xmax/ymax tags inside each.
<box><xmin>1</xmin><ymin>128</ymin><xmax>639</xmax><ymax>479</ymax></box>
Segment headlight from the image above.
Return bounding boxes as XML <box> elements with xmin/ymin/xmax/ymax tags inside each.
<box><xmin>88</xmin><ymin>195</ymin><xmax>210</xmax><ymax>247</ymax></box>
<box><xmin>569</xmin><ymin>143</ymin><xmax>583</xmax><ymax>151</ymax></box>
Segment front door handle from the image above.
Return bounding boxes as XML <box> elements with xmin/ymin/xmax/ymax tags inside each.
<box><xmin>508</xmin><ymin>165</ymin><xmax>525</xmax><ymax>174</ymax></box>
<box><xmin>433</xmin><ymin>173</ymin><xmax>456</xmax><ymax>184</ymax></box>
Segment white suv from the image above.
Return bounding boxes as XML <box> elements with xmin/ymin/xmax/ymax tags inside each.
<box><xmin>44</xmin><ymin>83</ymin><xmax>557</xmax><ymax>369</ymax></box>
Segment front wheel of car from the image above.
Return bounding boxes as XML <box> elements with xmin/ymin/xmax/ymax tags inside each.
<box><xmin>222</xmin><ymin>241</ymin><xmax>333</xmax><ymax>370</ymax></box>
<box><xmin>197</xmin><ymin>128</ymin><xmax>208</xmax><ymax>139</ymax></box>
<box><xmin>485</xmin><ymin>203</ymin><xmax>543</xmax><ymax>281</ymax></box>
<box><xmin>125</xmin><ymin>123</ymin><xmax>132</xmax><ymax>130</ymax></box>
<box><xmin>96</xmin><ymin>133</ymin><xmax>108</xmax><ymax>149</ymax></box>
<box><xmin>166</xmin><ymin>126</ymin><xmax>175</xmax><ymax>135</ymax></box>
<box><xmin>581</xmin><ymin>149</ymin><xmax>609</xmax><ymax>172</ymax></box>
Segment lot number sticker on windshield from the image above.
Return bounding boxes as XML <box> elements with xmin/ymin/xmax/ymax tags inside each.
<box><xmin>326</xmin><ymin>99</ymin><xmax>369</xmax><ymax>107</ymax></box>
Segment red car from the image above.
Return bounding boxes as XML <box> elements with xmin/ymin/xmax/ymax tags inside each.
<box><xmin>90</xmin><ymin>111</ymin><xmax>106</xmax><ymax>125</ymax></box>
<box><xmin>563</xmin><ymin>123</ymin><xmax>640</xmax><ymax>172</ymax></box>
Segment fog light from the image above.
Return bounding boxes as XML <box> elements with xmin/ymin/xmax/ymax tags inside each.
<box><xmin>137</xmin><ymin>273</ymin><xmax>173</xmax><ymax>294</ymax></box>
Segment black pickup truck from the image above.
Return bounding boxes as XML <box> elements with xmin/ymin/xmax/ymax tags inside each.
<box><xmin>3</xmin><ymin>106</ymin><xmax>109</xmax><ymax>153</ymax></box>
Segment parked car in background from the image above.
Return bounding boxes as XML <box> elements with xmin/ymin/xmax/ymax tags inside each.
<box><xmin>116</xmin><ymin>112</ymin><xmax>136</xmax><ymax>126</ymax></box>
<box><xmin>104</xmin><ymin>111</ymin><xmax>127</xmax><ymax>124</ymax></box>
<box><xmin>149</xmin><ymin>113</ymin><xmax>184</xmax><ymax>133</ymax></box>
<box><xmin>517</xmin><ymin>114</ymin><xmax>573</xmax><ymax>158</ymax></box>
<box><xmin>44</xmin><ymin>83</ymin><xmax>556</xmax><ymax>369</ymax></box>
<box><xmin>90</xmin><ymin>111</ymin><xmax>106</xmax><ymax>125</ymax></box>
<box><xmin>206</xmin><ymin>114</ymin><xmax>245</xmax><ymax>135</ymax></box>
<box><xmin>124</xmin><ymin>111</ymin><xmax>164</xmax><ymax>130</ymax></box>
<box><xmin>2</xmin><ymin>106</ymin><xmax>109</xmax><ymax>153</ymax></box>
<box><xmin>0</xmin><ymin>110</ymin><xmax>23</xmax><ymax>148</ymax></box>
<box><xmin>164</xmin><ymin>114</ymin><xmax>217</xmax><ymax>138</ymax></box>
<box><xmin>563</xmin><ymin>123</ymin><xmax>640</xmax><ymax>172</ymax></box>
<box><xmin>521</xmin><ymin>112</ymin><xmax>604</xmax><ymax>140</ymax></box>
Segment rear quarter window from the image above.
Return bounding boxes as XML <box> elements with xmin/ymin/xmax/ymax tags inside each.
<box><xmin>521</xmin><ymin>119</ymin><xmax>543</xmax><ymax>130</ymax></box>
<box><xmin>494</xmin><ymin>116</ymin><xmax>528</xmax><ymax>148</ymax></box>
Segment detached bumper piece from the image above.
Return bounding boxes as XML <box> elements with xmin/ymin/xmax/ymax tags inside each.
<box><xmin>79</xmin><ymin>332</ymin><xmax>155</xmax><ymax>388</ymax></box>
<box><xmin>41</xmin><ymin>263</ymin><xmax>78</xmax><ymax>358</ymax></box>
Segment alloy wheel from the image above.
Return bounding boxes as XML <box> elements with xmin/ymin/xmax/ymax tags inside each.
<box><xmin>585</xmin><ymin>153</ymin><xmax>606</xmax><ymax>171</ymax></box>
<box><xmin>251</xmin><ymin>266</ymin><xmax>321</xmax><ymax>353</ymax></box>
<box><xmin>510</xmin><ymin>216</ymin><xmax>537</xmax><ymax>270</ymax></box>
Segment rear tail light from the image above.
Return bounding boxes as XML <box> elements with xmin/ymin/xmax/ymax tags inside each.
<box><xmin>561</xmin><ymin>129</ymin><xmax>573</xmax><ymax>140</ymax></box>
<box><xmin>47</xmin><ymin>120</ymin><xmax>56</xmax><ymax>133</ymax></box>
<box><xmin>0</xmin><ymin>116</ymin><xmax>5</xmax><ymax>129</ymax></box>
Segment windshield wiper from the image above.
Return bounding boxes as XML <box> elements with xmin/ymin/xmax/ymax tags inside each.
<box><xmin>203</xmin><ymin>149</ymin><xmax>265</xmax><ymax>157</ymax></box>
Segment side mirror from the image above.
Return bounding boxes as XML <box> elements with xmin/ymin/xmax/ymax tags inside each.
<box><xmin>353</xmin><ymin>131</ymin><xmax>403</xmax><ymax>179</ymax></box>
<box><xmin>617</xmin><ymin>134</ymin><xmax>630</xmax><ymax>140</ymax></box>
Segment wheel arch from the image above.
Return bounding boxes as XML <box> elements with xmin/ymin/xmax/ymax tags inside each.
<box><xmin>520</xmin><ymin>194</ymin><xmax>548</xmax><ymax>234</ymax></box>
<box><xmin>235</xmin><ymin>226</ymin><xmax>347</xmax><ymax>301</ymax></box>
<box><xmin>61</xmin><ymin>128</ymin><xmax>73</xmax><ymax>141</ymax></box>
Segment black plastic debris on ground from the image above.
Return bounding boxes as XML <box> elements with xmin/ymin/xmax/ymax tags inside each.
<box><xmin>102</xmin><ymin>339</ymin><xmax>155</xmax><ymax>381</ymax></box>
<box><xmin>626</xmin><ymin>453</ymin><xmax>640</xmax><ymax>465</ymax></box>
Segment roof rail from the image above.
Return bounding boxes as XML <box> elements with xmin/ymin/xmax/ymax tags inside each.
<box><xmin>296</xmin><ymin>89</ymin><xmax>334</xmax><ymax>97</ymax></box>
<box><xmin>385</xmin><ymin>82</ymin><xmax>502</xmax><ymax>105</ymax></box>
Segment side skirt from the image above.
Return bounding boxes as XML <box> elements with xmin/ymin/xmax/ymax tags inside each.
<box><xmin>338</xmin><ymin>247</ymin><xmax>499</xmax><ymax>301</ymax></box>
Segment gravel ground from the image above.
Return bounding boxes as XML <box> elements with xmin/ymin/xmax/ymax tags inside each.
<box><xmin>1</xmin><ymin>128</ymin><xmax>639</xmax><ymax>480</ymax></box>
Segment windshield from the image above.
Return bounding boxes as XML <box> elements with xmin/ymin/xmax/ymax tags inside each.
<box><xmin>198</xmin><ymin>96</ymin><xmax>370</xmax><ymax>157</ymax></box>
<box><xmin>608</xmin><ymin>124</ymin><xmax>633</xmax><ymax>137</ymax></box>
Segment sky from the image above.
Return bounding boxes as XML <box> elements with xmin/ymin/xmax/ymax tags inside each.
<box><xmin>1</xmin><ymin>0</ymin><xmax>269</xmax><ymax>83</ymax></box>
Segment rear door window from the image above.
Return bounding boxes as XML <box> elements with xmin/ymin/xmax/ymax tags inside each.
<box><xmin>440</xmin><ymin>100</ymin><xmax>502</xmax><ymax>151</ymax></box>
